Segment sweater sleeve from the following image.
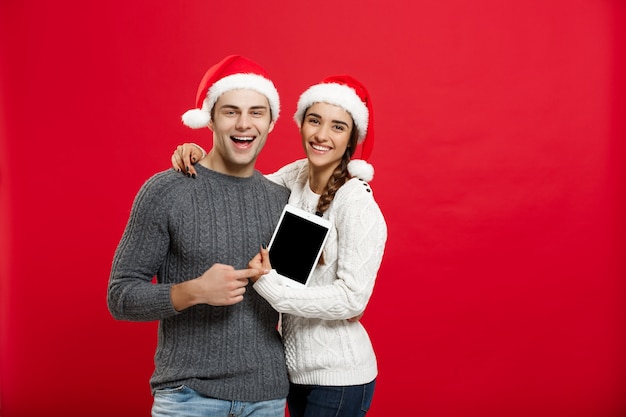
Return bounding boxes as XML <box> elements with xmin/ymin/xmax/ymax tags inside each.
<box><xmin>264</xmin><ymin>159</ymin><xmax>308</xmax><ymax>190</ymax></box>
<box><xmin>107</xmin><ymin>172</ymin><xmax>180</xmax><ymax>322</ymax></box>
<box><xmin>253</xmin><ymin>179</ymin><xmax>388</xmax><ymax>320</ymax></box>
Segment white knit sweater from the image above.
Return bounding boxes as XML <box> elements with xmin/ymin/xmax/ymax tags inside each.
<box><xmin>254</xmin><ymin>159</ymin><xmax>388</xmax><ymax>386</ymax></box>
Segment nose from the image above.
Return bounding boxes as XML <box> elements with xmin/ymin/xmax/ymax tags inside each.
<box><xmin>314</xmin><ymin>124</ymin><xmax>331</xmax><ymax>142</ymax></box>
<box><xmin>235</xmin><ymin>114</ymin><xmax>252</xmax><ymax>130</ymax></box>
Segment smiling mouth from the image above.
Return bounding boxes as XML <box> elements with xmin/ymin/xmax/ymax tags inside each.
<box><xmin>310</xmin><ymin>143</ymin><xmax>331</xmax><ymax>152</ymax></box>
<box><xmin>231</xmin><ymin>136</ymin><xmax>256</xmax><ymax>149</ymax></box>
<box><xmin>232</xmin><ymin>136</ymin><xmax>255</xmax><ymax>144</ymax></box>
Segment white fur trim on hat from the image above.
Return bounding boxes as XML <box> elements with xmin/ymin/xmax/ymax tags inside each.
<box><xmin>182</xmin><ymin>73</ymin><xmax>280</xmax><ymax>129</ymax></box>
<box><xmin>294</xmin><ymin>83</ymin><xmax>368</xmax><ymax>143</ymax></box>
<box><xmin>348</xmin><ymin>159</ymin><xmax>374</xmax><ymax>182</ymax></box>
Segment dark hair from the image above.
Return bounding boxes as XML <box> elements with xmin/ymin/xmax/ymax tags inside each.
<box><xmin>315</xmin><ymin>124</ymin><xmax>358</xmax><ymax>215</ymax></box>
<box><xmin>311</xmin><ymin>111</ymin><xmax>359</xmax><ymax>264</ymax></box>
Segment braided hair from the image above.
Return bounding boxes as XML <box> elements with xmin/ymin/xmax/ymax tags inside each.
<box><xmin>314</xmin><ymin>119</ymin><xmax>360</xmax><ymax>215</ymax></box>
<box><xmin>313</xmin><ymin>116</ymin><xmax>360</xmax><ymax>264</ymax></box>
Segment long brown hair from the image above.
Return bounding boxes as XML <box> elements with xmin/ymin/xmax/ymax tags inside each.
<box><xmin>313</xmin><ymin>112</ymin><xmax>359</xmax><ymax>264</ymax></box>
<box><xmin>314</xmin><ymin>116</ymin><xmax>360</xmax><ymax>215</ymax></box>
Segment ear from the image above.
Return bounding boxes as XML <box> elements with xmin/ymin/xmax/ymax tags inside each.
<box><xmin>208</xmin><ymin>119</ymin><xmax>215</xmax><ymax>132</ymax></box>
<box><xmin>267</xmin><ymin>119</ymin><xmax>276</xmax><ymax>134</ymax></box>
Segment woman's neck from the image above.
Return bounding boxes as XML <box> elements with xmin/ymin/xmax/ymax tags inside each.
<box><xmin>307</xmin><ymin>163</ymin><xmax>337</xmax><ymax>194</ymax></box>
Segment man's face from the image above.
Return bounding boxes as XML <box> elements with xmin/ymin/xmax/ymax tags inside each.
<box><xmin>207</xmin><ymin>89</ymin><xmax>275</xmax><ymax>177</ymax></box>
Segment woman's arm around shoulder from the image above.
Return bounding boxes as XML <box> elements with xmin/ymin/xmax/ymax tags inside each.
<box><xmin>264</xmin><ymin>159</ymin><xmax>308</xmax><ymax>189</ymax></box>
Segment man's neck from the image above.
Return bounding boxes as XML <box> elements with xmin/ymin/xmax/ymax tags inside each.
<box><xmin>198</xmin><ymin>152</ymin><xmax>255</xmax><ymax>178</ymax></box>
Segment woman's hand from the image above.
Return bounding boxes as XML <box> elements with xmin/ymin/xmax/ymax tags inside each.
<box><xmin>171</xmin><ymin>143</ymin><xmax>206</xmax><ymax>177</ymax></box>
<box><xmin>250</xmin><ymin>245</ymin><xmax>363</xmax><ymax>321</ymax></box>
<box><xmin>247</xmin><ymin>246</ymin><xmax>272</xmax><ymax>283</ymax></box>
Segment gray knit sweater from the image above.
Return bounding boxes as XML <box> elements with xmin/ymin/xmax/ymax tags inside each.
<box><xmin>108</xmin><ymin>164</ymin><xmax>290</xmax><ymax>401</ymax></box>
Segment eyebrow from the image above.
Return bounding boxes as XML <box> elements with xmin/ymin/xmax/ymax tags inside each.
<box><xmin>219</xmin><ymin>104</ymin><xmax>268</xmax><ymax>111</ymax></box>
<box><xmin>306</xmin><ymin>112</ymin><xmax>351</xmax><ymax>128</ymax></box>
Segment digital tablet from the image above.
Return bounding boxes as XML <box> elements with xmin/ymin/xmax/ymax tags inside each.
<box><xmin>267</xmin><ymin>204</ymin><xmax>332</xmax><ymax>287</ymax></box>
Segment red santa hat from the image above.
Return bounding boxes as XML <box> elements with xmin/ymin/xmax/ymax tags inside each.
<box><xmin>182</xmin><ymin>55</ymin><xmax>280</xmax><ymax>129</ymax></box>
<box><xmin>293</xmin><ymin>74</ymin><xmax>375</xmax><ymax>161</ymax></box>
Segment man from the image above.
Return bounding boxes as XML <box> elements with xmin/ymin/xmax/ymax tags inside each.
<box><xmin>108</xmin><ymin>55</ymin><xmax>290</xmax><ymax>417</ymax></box>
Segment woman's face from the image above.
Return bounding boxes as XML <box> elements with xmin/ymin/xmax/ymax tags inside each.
<box><xmin>300</xmin><ymin>102</ymin><xmax>353</xmax><ymax>173</ymax></box>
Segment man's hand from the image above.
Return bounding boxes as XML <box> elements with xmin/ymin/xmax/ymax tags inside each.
<box><xmin>171</xmin><ymin>263</ymin><xmax>265</xmax><ymax>310</ymax></box>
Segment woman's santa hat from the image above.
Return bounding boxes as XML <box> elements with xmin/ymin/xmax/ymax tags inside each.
<box><xmin>294</xmin><ymin>75</ymin><xmax>376</xmax><ymax>181</ymax></box>
<box><xmin>182</xmin><ymin>55</ymin><xmax>280</xmax><ymax>128</ymax></box>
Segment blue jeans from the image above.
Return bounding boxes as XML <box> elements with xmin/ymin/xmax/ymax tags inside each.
<box><xmin>287</xmin><ymin>380</ymin><xmax>376</xmax><ymax>417</ymax></box>
<box><xmin>152</xmin><ymin>385</ymin><xmax>286</xmax><ymax>417</ymax></box>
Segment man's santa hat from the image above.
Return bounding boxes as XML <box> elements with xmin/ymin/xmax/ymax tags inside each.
<box><xmin>294</xmin><ymin>75</ymin><xmax>376</xmax><ymax>181</ymax></box>
<box><xmin>182</xmin><ymin>55</ymin><xmax>280</xmax><ymax>128</ymax></box>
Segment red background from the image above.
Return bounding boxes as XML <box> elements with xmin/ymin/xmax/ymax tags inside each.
<box><xmin>1</xmin><ymin>1</ymin><xmax>625</xmax><ymax>416</ymax></box>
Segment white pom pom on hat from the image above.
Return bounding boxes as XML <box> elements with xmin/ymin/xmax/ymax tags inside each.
<box><xmin>348</xmin><ymin>159</ymin><xmax>374</xmax><ymax>182</ymax></box>
<box><xmin>182</xmin><ymin>108</ymin><xmax>211</xmax><ymax>129</ymax></box>
<box><xmin>294</xmin><ymin>74</ymin><xmax>375</xmax><ymax>160</ymax></box>
<box><xmin>181</xmin><ymin>55</ymin><xmax>280</xmax><ymax>129</ymax></box>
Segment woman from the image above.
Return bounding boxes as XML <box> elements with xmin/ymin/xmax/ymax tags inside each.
<box><xmin>173</xmin><ymin>75</ymin><xmax>387</xmax><ymax>417</ymax></box>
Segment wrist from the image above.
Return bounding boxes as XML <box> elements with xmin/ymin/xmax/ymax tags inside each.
<box><xmin>191</xmin><ymin>143</ymin><xmax>207</xmax><ymax>159</ymax></box>
<box><xmin>170</xmin><ymin>279</ymin><xmax>200</xmax><ymax>311</ymax></box>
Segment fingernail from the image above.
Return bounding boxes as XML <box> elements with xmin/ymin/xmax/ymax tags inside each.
<box><xmin>262</xmin><ymin>243</ymin><xmax>267</xmax><ymax>249</ymax></box>
<box><xmin>186</xmin><ymin>173</ymin><xmax>191</xmax><ymax>178</ymax></box>
<box><xmin>191</xmin><ymin>173</ymin><xmax>196</xmax><ymax>179</ymax></box>
<box><xmin>192</xmin><ymin>157</ymin><xmax>197</xmax><ymax>163</ymax></box>
<box><xmin>186</xmin><ymin>166</ymin><xmax>190</xmax><ymax>172</ymax></box>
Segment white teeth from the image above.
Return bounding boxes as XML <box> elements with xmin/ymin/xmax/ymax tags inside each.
<box><xmin>232</xmin><ymin>136</ymin><xmax>253</xmax><ymax>141</ymax></box>
<box><xmin>311</xmin><ymin>144</ymin><xmax>330</xmax><ymax>151</ymax></box>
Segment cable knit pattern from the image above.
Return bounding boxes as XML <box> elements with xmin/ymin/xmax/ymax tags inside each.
<box><xmin>108</xmin><ymin>164</ymin><xmax>290</xmax><ymax>401</ymax></box>
<box><xmin>257</xmin><ymin>159</ymin><xmax>388</xmax><ymax>386</ymax></box>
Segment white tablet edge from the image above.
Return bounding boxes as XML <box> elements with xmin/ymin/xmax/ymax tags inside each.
<box><xmin>267</xmin><ymin>204</ymin><xmax>332</xmax><ymax>287</ymax></box>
